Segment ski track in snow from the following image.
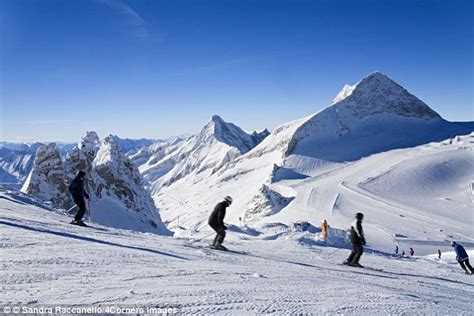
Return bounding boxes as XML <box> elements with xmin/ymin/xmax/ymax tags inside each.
<box><xmin>1</xmin><ymin>195</ymin><xmax>473</xmax><ymax>314</ymax></box>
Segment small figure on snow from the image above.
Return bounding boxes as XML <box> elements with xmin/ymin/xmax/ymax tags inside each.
<box><xmin>321</xmin><ymin>219</ymin><xmax>328</xmax><ymax>241</ymax></box>
<box><xmin>395</xmin><ymin>245</ymin><xmax>399</xmax><ymax>255</ymax></box>
<box><xmin>343</xmin><ymin>212</ymin><xmax>366</xmax><ymax>268</ymax></box>
<box><xmin>208</xmin><ymin>196</ymin><xmax>233</xmax><ymax>250</ymax></box>
<box><xmin>409</xmin><ymin>247</ymin><xmax>415</xmax><ymax>256</ymax></box>
<box><xmin>451</xmin><ymin>241</ymin><xmax>473</xmax><ymax>274</ymax></box>
<box><xmin>68</xmin><ymin>170</ymin><xmax>90</xmax><ymax>227</ymax></box>
<box><xmin>438</xmin><ymin>249</ymin><xmax>442</xmax><ymax>260</ymax></box>
<box><xmin>401</xmin><ymin>250</ymin><xmax>405</xmax><ymax>256</ymax></box>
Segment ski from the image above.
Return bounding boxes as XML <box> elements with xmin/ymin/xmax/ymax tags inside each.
<box><xmin>209</xmin><ymin>244</ymin><xmax>247</xmax><ymax>255</ymax></box>
<box><xmin>338</xmin><ymin>263</ymin><xmax>383</xmax><ymax>272</ymax></box>
<box><xmin>70</xmin><ymin>220</ymin><xmax>88</xmax><ymax>227</ymax></box>
<box><xmin>69</xmin><ymin>221</ymin><xmax>107</xmax><ymax>231</ymax></box>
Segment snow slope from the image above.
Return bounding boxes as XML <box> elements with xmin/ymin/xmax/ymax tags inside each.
<box><xmin>1</xmin><ymin>191</ymin><xmax>473</xmax><ymax>314</ymax></box>
<box><xmin>261</xmin><ymin>133</ymin><xmax>474</xmax><ymax>256</ymax></box>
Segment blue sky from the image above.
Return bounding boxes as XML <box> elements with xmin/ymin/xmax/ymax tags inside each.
<box><xmin>1</xmin><ymin>0</ymin><xmax>472</xmax><ymax>142</ymax></box>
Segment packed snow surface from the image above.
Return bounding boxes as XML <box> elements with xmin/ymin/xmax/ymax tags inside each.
<box><xmin>1</xmin><ymin>193</ymin><xmax>473</xmax><ymax>314</ymax></box>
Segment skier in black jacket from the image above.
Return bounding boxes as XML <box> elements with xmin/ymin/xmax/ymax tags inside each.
<box><xmin>344</xmin><ymin>212</ymin><xmax>366</xmax><ymax>267</ymax></box>
<box><xmin>68</xmin><ymin>170</ymin><xmax>90</xmax><ymax>226</ymax></box>
<box><xmin>208</xmin><ymin>196</ymin><xmax>233</xmax><ymax>250</ymax></box>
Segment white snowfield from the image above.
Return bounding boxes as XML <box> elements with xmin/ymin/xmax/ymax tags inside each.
<box><xmin>1</xmin><ymin>193</ymin><xmax>473</xmax><ymax>314</ymax></box>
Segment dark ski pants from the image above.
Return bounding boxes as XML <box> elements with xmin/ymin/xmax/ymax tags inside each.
<box><xmin>347</xmin><ymin>243</ymin><xmax>364</xmax><ymax>264</ymax></box>
<box><xmin>210</xmin><ymin>224</ymin><xmax>226</xmax><ymax>246</ymax></box>
<box><xmin>74</xmin><ymin>199</ymin><xmax>87</xmax><ymax>222</ymax></box>
<box><xmin>459</xmin><ymin>259</ymin><xmax>474</xmax><ymax>273</ymax></box>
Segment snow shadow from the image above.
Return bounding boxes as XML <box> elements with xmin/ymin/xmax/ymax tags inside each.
<box><xmin>0</xmin><ymin>195</ymin><xmax>27</xmax><ymax>206</ymax></box>
<box><xmin>227</xmin><ymin>224</ymin><xmax>261</xmax><ymax>236</ymax></box>
<box><xmin>243</xmin><ymin>251</ymin><xmax>474</xmax><ymax>287</ymax></box>
<box><xmin>0</xmin><ymin>220</ymin><xmax>188</xmax><ymax>261</ymax></box>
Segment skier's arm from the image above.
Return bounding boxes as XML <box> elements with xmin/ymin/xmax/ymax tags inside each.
<box><xmin>74</xmin><ymin>181</ymin><xmax>82</xmax><ymax>200</ymax></box>
<box><xmin>79</xmin><ymin>181</ymin><xmax>89</xmax><ymax>200</ymax></box>
<box><xmin>357</xmin><ymin>221</ymin><xmax>366</xmax><ymax>244</ymax></box>
<box><xmin>217</xmin><ymin>205</ymin><xmax>226</xmax><ymax>227</ymax></box>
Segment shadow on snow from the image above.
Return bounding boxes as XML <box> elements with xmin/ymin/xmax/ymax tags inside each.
<box><xmin>0</xmin><ymin>220</ymin><xmax>188</xmax><ymax>261</ymax></box>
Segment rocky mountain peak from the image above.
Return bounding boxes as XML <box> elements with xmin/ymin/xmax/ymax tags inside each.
<box><xmin>332</xmin><ymin>71</ymin><xmax>441</xmax><ymax>119</ymax></box>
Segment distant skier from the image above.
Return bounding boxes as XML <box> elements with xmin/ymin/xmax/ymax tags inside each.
<box><xmin>208</xmin><ymin>196</ymin><xmax>233</xmax><ymax>250</ymax></box>
<box><xmin>401</xmin><ymin>250</ymin><xmax>405</xmax><ymax>256</ymax></box>
<box><xmin>321</xmin><ymin>219</ymin><xmax>328</xmax><ymax>241</ymax></box>
<box><xmin>438</xmin><ymin>249</ymin><xmax>442</xmax><ymax>260</ymax></box>
<box><xmin>452</xmin><ymin>241</ymin><xmax>473</xmax><ymax>274</ymax></box>
<box><xmin>343</xmin><ymin>212</ymin><xmax>366</xmax><ymax>267</ymax></box>
<box><xmin>395</xmin><ymin>246</ymin><xmax>399</xmax><ymax>255</ymax></box>
<box><xmin>409</xmin><ymin>247</ymin><xmax>415</xmax><ymax>256</ymax></box>
<box><xmin>68</xmin><ymin>170</ymin><xmax>90</xmax><ymax>227</ymax></box>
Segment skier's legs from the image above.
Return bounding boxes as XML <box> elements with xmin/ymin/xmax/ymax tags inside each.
<box><xmin>216</xmin><ymin>229</ymin><xmax>226</xmax><ymax>245</ymax></box>
<box><xmin>463</xmin><ymin>259</ymin><xmax>474</xmax><ymax>273</ymax></box>
<box><xmin>458</xmin><ymin>260</ymin><xmax>469</xmax><ymax>273</ymax></box>
<box><xmin>346</xmin><ymin>243</ymin><xmax>357</xmax><ymax>263</ymax></box>
<box><xmin>74</xmin><ymin>200</ymin><xmax>86</xmax><ymax>222</ymax></box>
<box><xmin>210</xmin><ymin>224</ymin><xmax>226</xmax><ymax>246</ymax></box>
<box><xmin>352</xmin><ymin>243</ymin><xmax>364</xmax><ymax>264</ymax></box>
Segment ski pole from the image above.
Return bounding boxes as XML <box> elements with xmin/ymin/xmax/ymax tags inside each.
<box><xmin>190</xmin><ymin>231</ymin><xmax>216</xmax><ymax>243</ymax></box>
<box><xmin>87</xmin><ymin>199</ymin><xmax>92</xmax><ymax>223</ymax></box>
<box><xmin>66</xmin><ymin>205</ymin><xmax>77</xmax><ymax>213</ymax></box>
<box><xmin>326</xmin><ymin>247</ymin><xmax>344</xmax><ymax>259</ymax></box>
<box><xmin>86</xmin><ymin>184</ymin><xmax>92</xmax><ymax>223</ymax></box>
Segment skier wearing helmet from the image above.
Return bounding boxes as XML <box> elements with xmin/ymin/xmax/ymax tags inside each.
<box><xmin>344</xmin><ymin>212</ymin><xmax>366</xmax><ymax>267</ymax></box>
<box><xmin>208</xmin><ymin>196</ymin><xmax>233</xmax><ymax>250</ymax></box>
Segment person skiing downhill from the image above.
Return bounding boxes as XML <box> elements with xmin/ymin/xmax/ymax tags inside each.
<box><xmin>452</xmin><ymin>241</ymin><xmax>473</xmax><ymax>274</ymax></box>
<box><xmin>68</xmin><ymin>170</ymin><xmax>90</xmax><ymax>226</ymax></box>
<box><xmin>208</xmin><ymin>196</ymin><xmax>232</xmax><ymax>250</ymax></box>
<box><xmin>344</xmin><ymin>212</ymin><xmax>366</xmax><ymax>267</ymax></box>
<box><xmin>409</xmin><ymin>247</ymin><xmax>415</xmax><ymax>256</ymax></box>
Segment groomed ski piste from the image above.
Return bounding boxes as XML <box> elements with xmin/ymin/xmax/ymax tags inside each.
<box><xmin>2</xmin><ymin>134</ymin><xmax>474</xmax><ymax>315</ymax></box>
<box><xmin>1</xmin><ymin>192</ymin><xmax>473</xmax><ymax>314</ymax></box>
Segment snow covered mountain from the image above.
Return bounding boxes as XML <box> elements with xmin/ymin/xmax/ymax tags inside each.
<box><xmin>21</xmin><ymin>143</ymin><xmax>71</xmax><ymax>209</ymax></box>
<box><xmin>129</xmin><ymin>137</ymin><xmax>184</xmax><ymax>169</ymax></box>
<box><xmin>90</xmin><ymin>135</ymin><xmax>170</xmax><ymax>234</ymax></box>
<box><xmin>21</xmin><ymin>132</ymin><xmax>170</xmax><ymax>235</ymax></box>
<box><xmin>0</xmin><ymin>143</ymin><xmax>42</xmax><ymax>188</ymax></box>
<box><xmin>153</xmin><ymin>72</ymin><xmax>474</xmax><ymax>244</ymax></box>
<box><xmin>284</xmin><ymin>71</ymin><xmax>469</xmax><ymax>165</ymax></box>
<box><xmin>138</xmin><ymin>115</ymin><xmax>269</xmax><ymax>193</ymax></box>
<box><xmin>115</xmin><ymin>137</ymin><xmax>156</xmax><ymax>155</ymax></box>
